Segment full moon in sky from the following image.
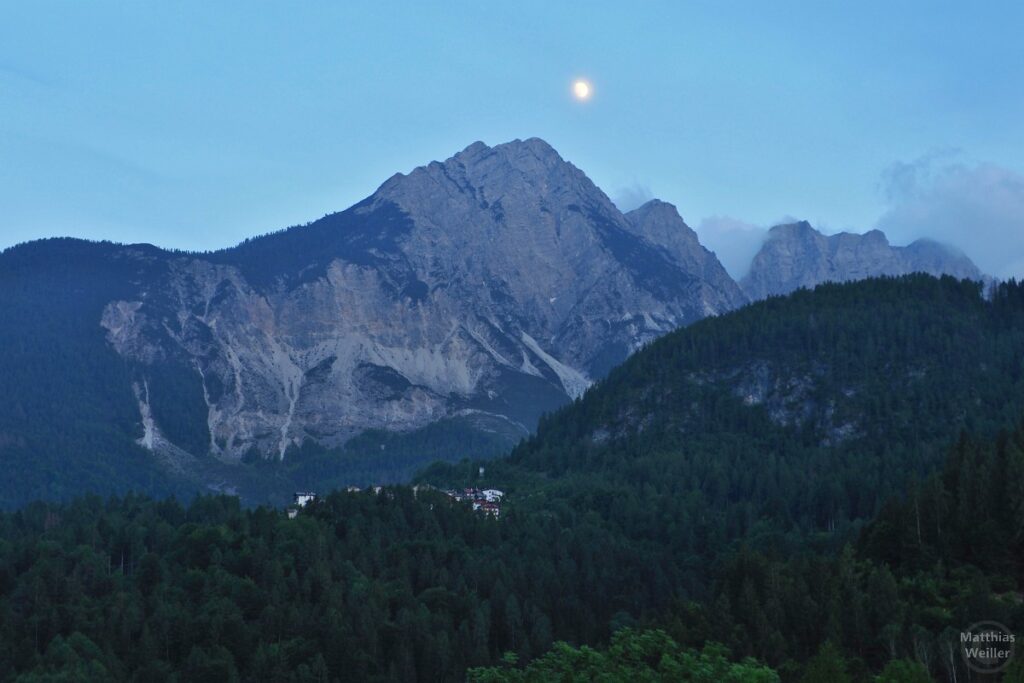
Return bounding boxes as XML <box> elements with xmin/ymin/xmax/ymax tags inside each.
<box><xmin>572</xmin><ymin>79</ymin><xmax>592</xmax><ymax>101</ymax></box>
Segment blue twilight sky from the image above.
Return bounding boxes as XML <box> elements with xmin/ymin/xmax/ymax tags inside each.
<box><xmin>2</xmin><ymin>2</ymin><xmax>1024</xmax><ymax>277</ymax></box>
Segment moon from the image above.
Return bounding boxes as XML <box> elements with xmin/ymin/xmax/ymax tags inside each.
<box><xmin>572</xmin><ymin>79</ymin><xmax>592</xmax><ymax>101</ymax></box>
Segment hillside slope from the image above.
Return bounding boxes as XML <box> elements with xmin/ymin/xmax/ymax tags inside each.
<box><xmin>488</xmin><ymin>275</ymin><xmax>1024</xmax><ymax>538</ymax></box>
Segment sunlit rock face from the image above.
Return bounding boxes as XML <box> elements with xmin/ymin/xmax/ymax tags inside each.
<box><xmin>741</xmin><ymin>221</ymin><xmax>985</xmax><ymax>300</ymax></box>
<box><xmin>101</xmin><ymin>139</ymin><xmax>743</xmax><ymax>461</ymax></box>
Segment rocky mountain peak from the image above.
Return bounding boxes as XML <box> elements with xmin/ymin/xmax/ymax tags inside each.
<box><xmin>85</xmin><ymin>138</ymin><xmax>746</xmax><ymax>467</ymax></box>
<box><xmin>372</xmin><ymin>138</ymin><xmax>615</xmax><ymax>240</ymax></box>
<box><xmin>625</xmin><ymin>199</ymin><xmax>687</xmax><ymax>226</ymax></box>
<box><xmin>457</xmin><ymin>137</ymin><xmax>565</xmax><ymax>167</ymax></box>
<box><xmin>742</xmin><ymin>220</ymin><xmax>985</xmax><ymax>300</ymax></box>
<box><xmin>622</xmin><ymin>199</ymin><xmax>748</xmax><ymax>312</ymax></box>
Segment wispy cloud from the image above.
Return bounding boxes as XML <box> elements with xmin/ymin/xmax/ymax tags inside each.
<box><xmin>613</xmin><ymin>184</ymin><xmax>654</xmax><ymax>212</ymax></box>
<box><xmin>694</xmin><ymin>215</ymin><xmax>767</xmax><ymax>279</ymax></box>
<box><xmin>876</xmin><ymin>153</ymin><xmax>1024</xmax><ymax>279</ymax></box>
<box><xmin>0</xmin><ymin>61</ymin><xmax>57</xmax><ymax>88</ymax></box>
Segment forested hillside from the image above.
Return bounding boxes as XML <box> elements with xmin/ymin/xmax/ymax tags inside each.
<box><xmin>0</xmin><ymin>239</ymin><xmax>192</xmax><ymax>506</ymax></box>
<box><xmin>500</xmin><ymin>275</ymin><xmax>1024</xmax><ymax>541</ymax></box>
<box><xmin>3</xmin><ymin>276</ymin><xmax>1024</xmax><ymax>680</ymax></box>
<box><xmin>0</xmin><ymin>420</ymin><xmax>1021</xmax><ymax>681</ymax></box>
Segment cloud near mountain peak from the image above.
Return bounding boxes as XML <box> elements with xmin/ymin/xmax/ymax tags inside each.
<box><xmin>876</xmin><ymin>154</ymin><xmax>1024</xmax><ymax>279</ymax></box>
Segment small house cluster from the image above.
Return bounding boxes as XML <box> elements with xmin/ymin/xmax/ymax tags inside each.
<box><xmin>444</xmin><ymin>487</ymin><xmax>504</xmax><ymax>517</ymax></box>
<box><xmin>286</xmin><ymin>491</ymin><xmax>317</xmax><ymax>519</ymax></box>
<box><xmin>345</xmin><ymin>485</ymin><xmax>385</xmax><ymax>495</ymax></box>
<box><xmin>286</xmin><ymin>486</ymin><xmax>505</xmax><ymax>519</ymax></box>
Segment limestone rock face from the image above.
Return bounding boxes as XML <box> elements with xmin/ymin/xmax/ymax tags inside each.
<box><xmin>101</xmin><ymin>139</ymin><xmax>743</xmax><ymax>461</ymax></box>
<box><xmin>622</xmin><ymin>199</ymin><xmax>748</xmax><ymax>314</ymax></box>
<box><xmin>741</xmin><ymin>221</ymin><xmax>984</xmax><ymax>300</ymax></box>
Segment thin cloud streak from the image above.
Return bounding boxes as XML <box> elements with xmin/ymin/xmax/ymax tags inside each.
<box><xmin>876</xmin><ymin>154</ymin><xmax>1024</xmax><ymax>279</ymax></box>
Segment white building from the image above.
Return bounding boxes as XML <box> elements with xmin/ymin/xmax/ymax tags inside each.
<box><xmin>481</xmin><ymin>489</ymin><xmax>504</xmax><ymax>502</ymax></box>
<box><xmin>294</xmin><ymin>492</ymin><xmax>317</xmax><ymax>507</ymax></box>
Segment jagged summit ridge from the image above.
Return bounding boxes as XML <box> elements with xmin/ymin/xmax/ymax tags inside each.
<box><xmin>741</xmin><ymin>220</ymin><xmax>985</xmax><ymax>300</ymax></box>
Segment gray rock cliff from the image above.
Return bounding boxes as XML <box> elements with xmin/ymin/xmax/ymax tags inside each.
<box><xmin>741</xmin><ymin>221</ymin><xmax>984</xmax><ymax>300</ymax></box>
<box><xmin>100</xmin><ymin>139</ymin><xmax>743</xmax><ymax>462</ymax></box>
<box><xmin>623</xmin><ymin>199</ymin><xmax>748</xmax><ymax>312</ymax></box>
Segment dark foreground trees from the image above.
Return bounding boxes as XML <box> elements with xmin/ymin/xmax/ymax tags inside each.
<box><xmin>0</xmin><ymin>420</ymin><xmax>1021</xmax><ymax>681</ymax></box>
